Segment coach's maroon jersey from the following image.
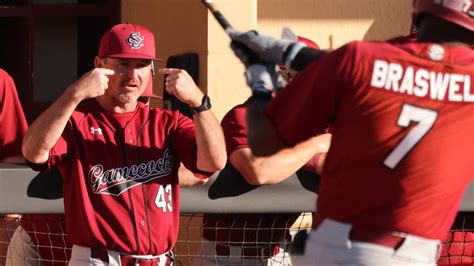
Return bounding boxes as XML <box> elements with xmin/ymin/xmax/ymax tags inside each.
<box><xmin>0</xmin><ymin>69</ymin><xmax>28</xmax><ymax>160</ymax></box>
<box><xmin>265</xmin><ymin>41</ymin><xmax>474</xmax><ymax>240</ymax></box>
<box><xmin>203</xmin><ymin>104</ymin><xmax>297</xmax><ymax>245</ymax></box>
<box><xmin>39</xmin><ymin>100</ymin><xmax>209</xmax><ymax>255</ymax></box>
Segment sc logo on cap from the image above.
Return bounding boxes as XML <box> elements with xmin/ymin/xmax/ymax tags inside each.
<box><xmin>127</xmin><ymin>32</ymin><xmax>144</xmax><ymax>50</ymax></box>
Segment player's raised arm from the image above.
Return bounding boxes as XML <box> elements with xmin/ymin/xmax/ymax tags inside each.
<box><xmin>159</xmin><ymin>68</ymin><xmax>227</xmax><ymax>172</ymax></box>
<box><xmin>22</xmin><ymin>68</ymin><xmax>114</xmax><ymax>164</ymax></box>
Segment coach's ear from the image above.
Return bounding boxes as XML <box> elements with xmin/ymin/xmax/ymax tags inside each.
<box><xmin>94</xmin><ymin>56</ymin><xmax>104</xmax><ymax>68</ymax></box>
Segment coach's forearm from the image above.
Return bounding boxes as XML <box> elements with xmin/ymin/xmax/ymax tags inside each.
<box><xmin>193</xmin><ymin>110</ymin><xmax>227</xmax><ymax>171</ymax></box>
<box><xmin>22</xmin><ymin>89</ymin><xmax>81</xmax><ymax>164</ymax></box>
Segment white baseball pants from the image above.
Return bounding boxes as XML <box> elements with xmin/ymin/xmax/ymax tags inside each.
<box><xmin>293</xmin><ymin>218</ymin><xmax>441</xmax><ymax>266</ymax></box>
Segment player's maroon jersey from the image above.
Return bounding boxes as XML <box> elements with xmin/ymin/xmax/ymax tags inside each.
<box><xmin>35</xmin><ymin>100</ymin><xmax>210</xmax><ymax>255</ymax></box>
<box><xmin>265</xmin><ymin>40</ymin><xmax>474</xmax><ymax>240</ymax></box>
<box><xmin>0</xmin><ymin>69</ymin><xmax>28</xmax><ymax>160</ymax></box>
<box><xmin>203</xmin><ymin>104</ymin><xmax>297</xmax><ymax>245</ymax></box>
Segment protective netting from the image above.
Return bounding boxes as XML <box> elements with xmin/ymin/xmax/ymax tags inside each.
<box><xmin>0</xmin><ymin>212</ymin><xmax>472</xmax><ymax>265</ymax></box>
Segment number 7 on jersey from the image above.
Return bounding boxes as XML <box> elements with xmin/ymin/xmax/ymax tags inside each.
<box><xmin>384</xmin><ymin>103</ymin><xmax>438</xmax><ymax>170</ymax></box>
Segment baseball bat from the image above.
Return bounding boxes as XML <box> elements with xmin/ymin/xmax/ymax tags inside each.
<box><xmin>202</xmin><ymin>0</ymin><xmax>234</xmax><ymax>33</ymax></box>
<box><xmin>202</xmin><ymin>0</ymin><xmax>259</xmax><ymax>65</ymax></box>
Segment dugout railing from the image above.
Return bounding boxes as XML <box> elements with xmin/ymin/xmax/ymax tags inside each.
<box><xmin>0</xmin><ymin>164</ymin><xmax>473</xmax><ymax>265</ymax></box>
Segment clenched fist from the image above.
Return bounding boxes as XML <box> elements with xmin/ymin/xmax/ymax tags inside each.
<box><xmin>159</xmin><ymin>68</ymin><xmax>204</xmax><ymax>107</ymax></box>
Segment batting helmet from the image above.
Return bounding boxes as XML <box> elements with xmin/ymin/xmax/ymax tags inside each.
<box><xmin>296</xmin><ymin>36</ymin><xmax>320</xmax><ymax>49</ymax></box>
<box><xmin>278</xmin><ymin>35</ymin><xmax>319</xmax><ymax>82</ymax></box>
<box><xmin>413</xmin><ymin>0</ymin><xmax>474</xmax><ymax>31</ymax></box>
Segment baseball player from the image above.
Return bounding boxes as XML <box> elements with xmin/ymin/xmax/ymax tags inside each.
<box><xmin>395</xmin><ymin>16</ymin><xmax>474</xmax><ymax>266</ymax></box>
<box><xmin>197</xmin><ymin>36</ymin><xmax>331</xmax><ymax>266</ymax></box>
<box><xmin>22</xmin><ymin>23</ymin><xmax>226</xmax><ymax>265</ymax></box>
<box><xmin>0</xmin><ymin>68</ymin><xmax>28</xmax><ymax>163</ymax></box>
<box><xmin>6</xmin><ymin>78</ymin><xmax>163</xmax><ymax>266</ymax></box>
<box><xmin>199</xmin><ymin>103</ymin><xmax>330</xmax><ymax>266</ymax></box>
<box><xmin>0</xmin><ymin>68</ymin><xmax>28</xmax><ymax>264</ymax></box>
<box><xmin>0</xmin><ymin>68</ymin><xmax>68</xmax><ymax>266</ymax></box>
<box><xmin>229</xmin><ymin>0</ymin><xmax>474</xmax><ymax>265</ymax></box>
<box><xmin>7</xmin><ymin>80</ymin><xmax>204</xmax><ymax>266</ymax></box>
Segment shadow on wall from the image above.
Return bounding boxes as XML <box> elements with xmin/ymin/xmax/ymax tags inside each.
<box><xmin>258</xmin><ymin>0</ymin><xmax>413</xmax><ymax>43</ymax></box>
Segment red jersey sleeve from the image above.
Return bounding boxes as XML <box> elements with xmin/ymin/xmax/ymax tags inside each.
<box><xmin>0</xmin><ymin>69</ymin><xmax>28</xmax><ymax>160</ymax></box>
<box><xmin>221</xmin><ymin>104</ymin><xmax>249</xmax><ymax>155</ymax></box>
<box><xmin>264</xmin><ymin>43</ymin><xmax>356</xmax><ymax>146</ymax></box>
<box><xmin>48</xmin><ymin>120</ymin><xmax>74</xmax><ymax>169</ymax></box>
<box><xmin>27</xmin><ymin>119</ymin><xmax>75</xmax><ymax>172</ymax></box>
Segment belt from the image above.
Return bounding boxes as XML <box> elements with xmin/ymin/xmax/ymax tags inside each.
<box><xmin>314</xmin><ymin>219</ymin><xmax>405</xmax><ymax>249</ymax></box>
<box><xmin>90</xmin><ymin>248</ymin><xmax>172</xmax><ymax>266</ymax></box>
<box><xmin>215</xmin><ymin>244</ymin><xmax>280</xmax><ymax>259</ymax></box>
<box><xmin>120</xmin><ymin>256</ymin><xmax>166</xmax><ymax>266</ymax></box>
<box><xmin>349</xmin><ymin>226</ymin><xmax>405</xmax><ymax>249</ymax></box>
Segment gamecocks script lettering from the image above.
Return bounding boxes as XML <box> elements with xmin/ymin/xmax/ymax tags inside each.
<box><xmin>88</xmin><ymin>149</ymin><xmax>173</xmax><ymax>196</ymax></box>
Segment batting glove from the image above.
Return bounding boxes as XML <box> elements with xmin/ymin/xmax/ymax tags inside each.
<box><xmin>245</xmin><ymin>64</ymin><xmax>283</xmax><ymax>96</ymax></box>
<box><xmin>230</xmin><ymin>41</ymin><xmax>259</xmax><ymax>66</ymax></box>
<box><xmin>230</xmin><ymin>30</ymin><xmax>306</xmax><ymax>68</ymax></box>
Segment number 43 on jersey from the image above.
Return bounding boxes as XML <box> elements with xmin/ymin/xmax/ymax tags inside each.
<box><xmin>155</xmin><ymin>184</ymin><xmax>173</xmax><ymax>212</ymax></box>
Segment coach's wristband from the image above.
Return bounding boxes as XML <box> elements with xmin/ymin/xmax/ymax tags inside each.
<box><xmin>189</xmin><ymin>94</ymin><xmax>212</xmax><ymax>115</ymax></box>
